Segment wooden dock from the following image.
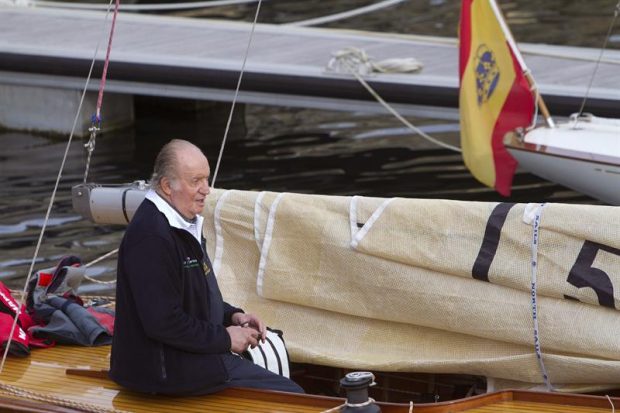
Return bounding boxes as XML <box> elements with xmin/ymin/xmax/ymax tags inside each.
<box><xmin>1</xmin><ymin>5</ymin><xmax>620</xmax><ymax>116</ymax></box>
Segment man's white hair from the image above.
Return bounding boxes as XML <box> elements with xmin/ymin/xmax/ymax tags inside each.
<box><xmin>149</xmin><ymin>139</ymin><xmax>203</xmax><ymax>191</ymax></box>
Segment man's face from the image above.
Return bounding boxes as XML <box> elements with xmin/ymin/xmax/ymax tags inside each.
<box><xmin>166</xmin><ymin>147</ymin><xmax>211</xmax><ymax>220</ymax></box>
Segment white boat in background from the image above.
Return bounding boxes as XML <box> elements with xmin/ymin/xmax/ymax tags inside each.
<box><xmin>505</xmin><ymin>115</ymin><xmax>620</xmax><ymax>205</ymax></box>
<box><xmin>458</xmin><ymin>0</ymin><xmax>620</xmax><ymax>205</ymax></box>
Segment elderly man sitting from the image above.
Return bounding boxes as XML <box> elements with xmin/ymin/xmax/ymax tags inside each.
<box><xmin>110</xmin><ymin>139</ymin><xmax>303</xmax><ymax>395</ymax></box>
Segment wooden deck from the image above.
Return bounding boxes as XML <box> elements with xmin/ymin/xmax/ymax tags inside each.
<box><xmin>1</xmin><ymin>5</ymin><xmax>620</xmax><ymax>116</ymax></box>
<box><xmin>0</xmin><ymin>344</ymin><xmax>618</xmax><ymax>413</ymax></box>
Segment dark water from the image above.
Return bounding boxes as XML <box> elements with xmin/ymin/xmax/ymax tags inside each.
<box><xmin>1</xmin><ymin>0</ymin><xmax>618</xmax><ymax>293</ymax></box>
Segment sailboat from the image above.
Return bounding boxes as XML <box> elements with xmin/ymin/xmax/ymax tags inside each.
<box><xmin>1</xmin><ymin>0</ymin><xmax>620</xmax><ymax>412</ymax></box>
<box><xmin>458</xmin><ymin>0</ymin><xmax>620</xmax><ymax>205</ymax></box>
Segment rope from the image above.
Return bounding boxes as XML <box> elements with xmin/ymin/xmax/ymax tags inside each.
<box><xmin>577</xmin><ymin>0</ymin><xmax>620</xmax><ymax>118</ymax></box>
<box><xmin>0</xmin><ymin>0</ymin><xmax>118</xmax><ymax>376</ymax></box>
<box><xmin>320</xmin><ymin>398</ymin><xmax>377</xmax><ymax>413</ymax></box>
<box><xmin>85</xmin><ymin>248</ymin><xmax>119</xmax><ymax>268</ymax></box>
<box><xmin>327</xmin><ymin>47</ymin><xmax>423</xmax><ymax>75</ymax></box>
<box><xmin>529</xmin><ymin>203</ymin><xmax>553</xmax><ymax>391</ymax></box>
<box><xmin>0</xmin><ymin>383</ymin><xmax>129</xmax><ymax>413</ymax></box>
<box><xmin>285</xmin><ymin>0</ymin><xmax>406</xmax><ymax>27</ymax></box>
<box><xmin>83</xmin><ymin>274</ymin><xmax>117</xmax><ymax>285</ymax></box>
<box><xmin>34</xmin><ymin>0</ymin><xmax>403</xmax><ymax>24</ymax></box>
<box><xmin>83</xmin><ymin>248</ymin><xmax>119</xmax><ymax>285</ymax></box>
<box><xmin>328</xmin><ymin>49</ymin><xmax>460</xmax><ymax>153</ymax></box>
<box><xmin>95</xmin><ymin>0</ymin><xmax>119</xmax><ymax>124</ymax></box>
<box><xmin>608</xmin><ymin>395</ymin><xmax>616</xmax><ymax>413</ymax></box>
<box><xmin>84</xmin><ymin>0</ymin><xmax>121</xmax><ymax>183</ymax></box>
<box><xmin>320</xmin><ymin>403</ymin><xmax>345</xmax><ymax>413</ymax></box>
<box><xmin>30</xmin><ymin>0</ymin><xmax>261</xmax><ymax>11</ymax></box>
<box><xmin>21</xmin><ymin>0</ymin><xmax>620</xmax><ymax>66</ymax></box>
<box><xmin>211</xmin><ymin>0</ymin><xmax>262</xmax><ymax>188</ymax></box>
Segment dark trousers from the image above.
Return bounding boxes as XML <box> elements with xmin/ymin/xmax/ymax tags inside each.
<box><xmin>181</xmin><ymin>353</ymin><xmax>304</xmax><ymax>395</ymax></box>
<box><xmin>221</xmin><ymin>353</ymin><xmax>304</xmax><ymax>393</ymax></box>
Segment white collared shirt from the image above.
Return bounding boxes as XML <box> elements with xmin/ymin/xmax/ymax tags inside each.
<box><xmin>145</xmin><ymin>189</ymin><xmax>204</xmax><ymax>244</ymax></box>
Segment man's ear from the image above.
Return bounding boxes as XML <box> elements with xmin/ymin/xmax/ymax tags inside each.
<box><xmin>160</xmin><ymin>177</ymin><xmax>173</xmax><ymax>197</ymax></box>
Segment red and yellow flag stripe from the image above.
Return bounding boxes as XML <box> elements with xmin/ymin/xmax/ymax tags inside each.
<box><xmin>459</xmin><ymin>0</ymin><xmax>535</xmax><ymax>196</ymax></box>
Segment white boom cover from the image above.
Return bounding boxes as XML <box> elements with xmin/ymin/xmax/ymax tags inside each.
<box><xmin>202</xmin><ymin>189</ymin><xmax>620</xmax><ymax>391</ymax></box>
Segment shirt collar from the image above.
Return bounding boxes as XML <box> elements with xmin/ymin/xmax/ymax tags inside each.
<box><xmin>145</xmin><ymin>189</ymin><xmax>203</xmax><ymax>244</ymax></box>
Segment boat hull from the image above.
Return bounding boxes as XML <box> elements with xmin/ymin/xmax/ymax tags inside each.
<box><xmin>507</xmin><ymin>146</ymin><xmax>620</xmax><ymax>204</ymax></box>
<box><xmin>505</xmin><ymin>118</ymin><xmax>620</xmax><ymax>205</ymax></box>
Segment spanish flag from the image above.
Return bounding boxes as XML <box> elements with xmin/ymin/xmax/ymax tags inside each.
<box><xmin>459</xmin><ymin>0</ymin><xmax>535</xmax><ymax>196</ymax></box>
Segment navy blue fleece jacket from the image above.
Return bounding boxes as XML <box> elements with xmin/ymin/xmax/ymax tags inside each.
<box><xmin>109</xmin><ymin>199</ymin><xmax>243</xmax><ymax>394</ymax></box>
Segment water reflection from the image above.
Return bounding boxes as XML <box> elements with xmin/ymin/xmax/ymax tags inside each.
<box><xmin>353</xmin><ymin>124</ymin><xmax>460</xmax><ymax>140</ymax></box>
<box><xmin>0</xmin><ymin>216</ymin><xmax>82</xmax><ymax>236</ymax></box>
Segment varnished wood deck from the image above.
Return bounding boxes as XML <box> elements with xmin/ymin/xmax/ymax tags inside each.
<box><xmin>0</xmin><ymin>344</ymin><xmax>618</xmax><ymax>412</ymax></box>
<box><xmin>1</xmin><ymin>6</ymin><xmax>619</xmax><ymax>115</ymax></box>
<box><xmin>0</xmin><ymin>345</ymin><xmax>338</xmax><ymax>412</ymax></box>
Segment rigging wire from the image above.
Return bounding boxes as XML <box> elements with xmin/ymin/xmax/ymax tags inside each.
<box><xmin>0</xmin><ymin>0</ymin><xmax>118</xmax><ymax>374</ymax></box>
<box><xmin>211</xmin><ymin>0</ymin><xmax>263</xmax><ymax>188</ymax></box>
<box><xmin>576</xmin><ymin>0</ymin><xmax>620</xmax><ymax>118</ymax></box>
<box><xmin>84</xmin><ymin>0</ymin><xmax>121</xmax><ymax>183</ymax></box>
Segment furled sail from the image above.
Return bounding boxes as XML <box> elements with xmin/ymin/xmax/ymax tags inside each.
<box><xmin>459</xmin><ymin>0</ymin><xmax>536</xmax><ymax>196</ymax></box>
<box><xmin>205</xmin><ymin>189</ymin><xmax>620</xmax><ymax>390</ymax></box>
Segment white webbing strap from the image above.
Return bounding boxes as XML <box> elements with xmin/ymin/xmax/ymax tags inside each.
<box><xmin>350</xmin><ymin>197</ymin><xmax>395</xmax><ymax>249</ymax></box>
<box><xmin>526</xmin><ymin>202</ymin><xmax>554</xmax><ymax>391</ymax></box>
<box><xmin>256</xmin><ymin>193</ymin><xmax>285</xmax><ymax>297</ymax></box>
<box><xmin>213</xmin><ymin>190</ymin><xmax>232</xmax><ymax>276</ymax></box>
<box><xmin>253</xmin><ymin>191</ymin><xmax>267</xmax><ymax>252</ymax></box>
<box><xmin>349</xmin><ymin>195</ymin><xmax>360</xmax><ymax>240</ymax></box>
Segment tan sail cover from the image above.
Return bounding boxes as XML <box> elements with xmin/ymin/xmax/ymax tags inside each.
<box><xmin>202</xmin><ymin>189</ymin><xmax>620</xmax><ymax>390</ymax></box>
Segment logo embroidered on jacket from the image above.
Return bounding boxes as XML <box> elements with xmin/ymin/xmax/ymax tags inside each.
<box><xmin>183</xmin><ymin>257</ymin><xmax>200</xmax><ymax>269</ymax></box>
